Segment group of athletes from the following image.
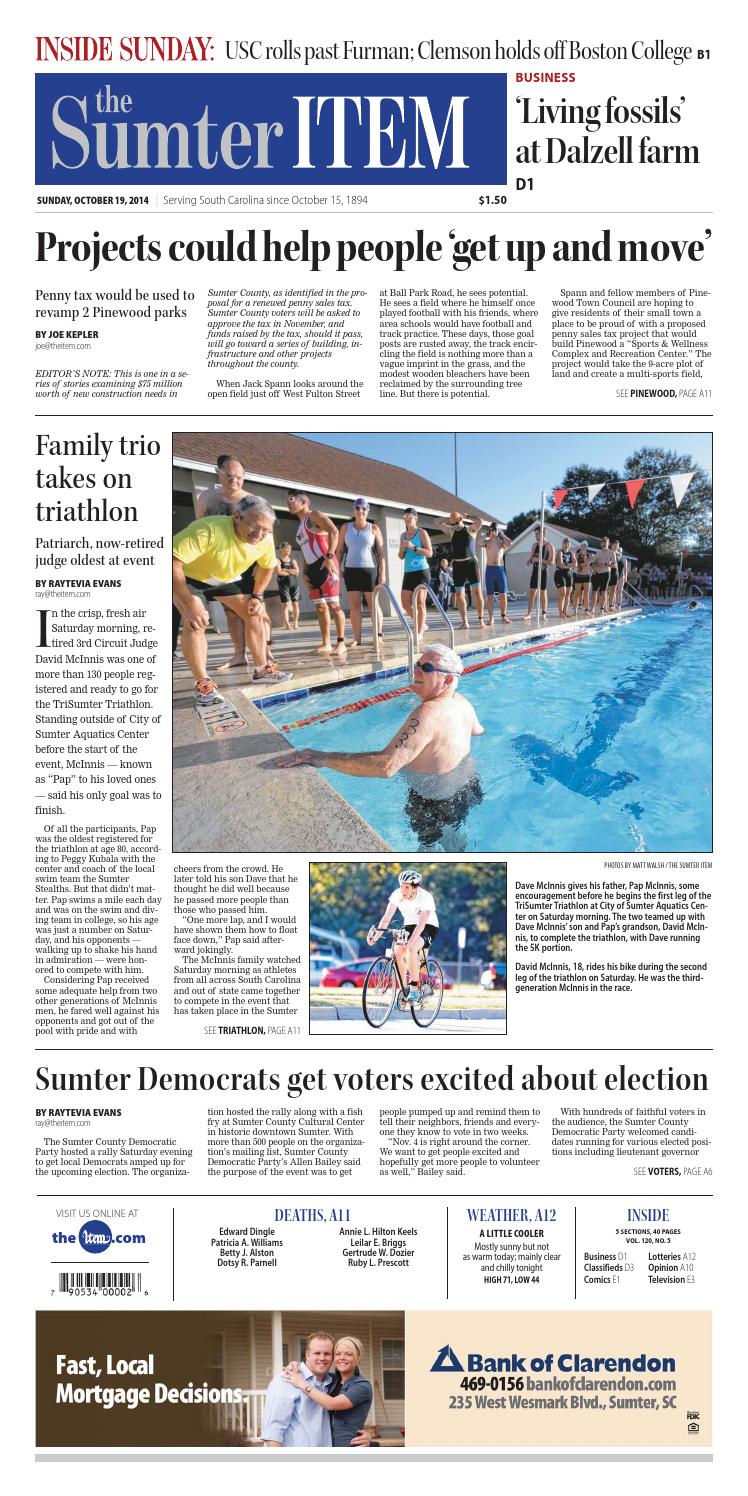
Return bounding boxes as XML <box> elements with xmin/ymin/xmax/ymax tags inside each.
<box><xmin>171</xmin><ymin>454</ymin><xmax>508</xmax><ymax>707</ymax></box>
<box><xmin>172</xmin><ymin>453</ymin><xmax>392</xmax><ymax>705</ymax></box>
<box><xmin>628</xmin><ymin>561</ymin><xmax>711</xmax><ymax>599</ymax></box>
<box><xmin>171</xmin><ymin>453</ymin><xmax>638</xmax><ymax>709</ymax></box>
<box><xmin>524</xmin><ymin>526</ymin><xmax>631</xmax><ymax>622</ymax></box>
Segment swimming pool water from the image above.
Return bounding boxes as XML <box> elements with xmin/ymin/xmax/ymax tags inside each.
<box><xmin>262</xmin><ymin>608</ymin><xmax>712</xmax><ymax>853</ymax></box>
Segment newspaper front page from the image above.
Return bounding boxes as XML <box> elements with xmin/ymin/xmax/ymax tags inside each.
<box><xmin>16</xmin><ymin>0</ymin><xmax>732</xmax><ymax>1483</ymax></box>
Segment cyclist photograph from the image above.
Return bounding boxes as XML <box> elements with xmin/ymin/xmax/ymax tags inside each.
<box><xmin>367</xmin><ymin>869</ymin><xmax>439</xmax><ymax>1004</ymax></box>
<box><xmin>308</xmin><ymin>861</ymin><xmax>507</xmax><ymax>1037</ymax></box>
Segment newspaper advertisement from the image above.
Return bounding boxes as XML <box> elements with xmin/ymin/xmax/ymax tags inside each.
<box><xmin>16</xmin><ymin>0</ymin><xmax>733</xmax><ymax>1482</ymax></box>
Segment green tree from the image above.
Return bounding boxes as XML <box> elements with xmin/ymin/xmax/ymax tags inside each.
<box><xmin>619</xmin><ymin>447</ymin><xmax>712</xmax><ymax>556</ymax></box>
<box><xmin>547</xmin><ymin>464</ymin><xmax>622</xmax><ymax>536</ymax></box>
<box><xmin>550</xmin><ymin>446</ymin><xmax>712</xmax><ymax>560</ymax></box>
<box><xmin>505</xmin><ymin>508</ymin><xmax>539</xmax><ymax>538</ymax></box>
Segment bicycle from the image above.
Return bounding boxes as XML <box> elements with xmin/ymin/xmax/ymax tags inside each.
<box><xmin>362</xmin><ymin>930</ymin><xmax>444</xmax><ymax>1029</ymax></box>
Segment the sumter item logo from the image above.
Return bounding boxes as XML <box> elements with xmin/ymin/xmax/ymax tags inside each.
<box><xmin>52</xmin><ymin>1221</ymin><xmax>147</xmax><ymax>1251</ymax></box>
<box><xmin>35</xmin><ymin>73</ymin><xmax>507</xmax><ymax>185</ymax></box>
<box><xmin>430</xmin><ymin>1344</ymin><xmax>465</xmax><ymax>1372</ymax></box>
<box><xmin>78</xmin><ymin>1219</ymin><xmax>113</xmax><ymax>1253</ymax></box>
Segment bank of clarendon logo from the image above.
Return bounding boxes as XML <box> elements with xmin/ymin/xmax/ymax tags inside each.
<box><xmin>430</xmin><ymin>1344</ymin><xmax>465</xmax><ymax>1373</ymax></box>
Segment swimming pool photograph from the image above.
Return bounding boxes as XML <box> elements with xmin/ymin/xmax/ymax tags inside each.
<box><xmin>265</xmin><ymin>607</ymin><xmax>712</xmax><ymax>854</ymax></box>
<box><xmin>171</xmin><ymin>430</ymin><xmax>712</xmax><ymax>856</ymax></box>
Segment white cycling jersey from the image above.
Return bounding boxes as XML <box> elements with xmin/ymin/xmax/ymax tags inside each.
<box><xmin>389</xmin><ymin>886</ymin><xmax>438</xmax><ymax>926</ymax></box>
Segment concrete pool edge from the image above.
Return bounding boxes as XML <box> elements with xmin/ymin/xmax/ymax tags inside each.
<box><xmin>250</xmin><ymin>610</ymin><xmax>642</xmax><ymax>713</ymax></box>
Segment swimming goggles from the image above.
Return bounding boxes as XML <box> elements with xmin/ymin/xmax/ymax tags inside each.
<box><xmin>414</xmin><ymin>659</ymin><xmax>454</xmax><ymax>676</ymax></box>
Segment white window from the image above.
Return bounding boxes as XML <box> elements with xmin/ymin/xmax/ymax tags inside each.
<box><xmin>381</xmin><ymin>1339</ymin><xmax>405</xmax><ymax>1400</ymax></box>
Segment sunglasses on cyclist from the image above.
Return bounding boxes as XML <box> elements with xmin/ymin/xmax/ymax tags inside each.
<box><xmin>414</xmin><ymin>659</ymin><xmax>453</xmax><ymax>676</ymax></box>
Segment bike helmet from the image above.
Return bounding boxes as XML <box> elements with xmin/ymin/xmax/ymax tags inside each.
<box><xmin>398</xmin><ymin>869</ymin><xmax>423</xmax><ymax>886</ymax></box>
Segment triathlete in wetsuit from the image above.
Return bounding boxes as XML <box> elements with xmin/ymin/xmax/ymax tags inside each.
<box><xmin>524</xmin><ymin>526</ymin><xmax>555</xmax><ymax>621</ymax></box>
<box><xmin>590</xmin><ymin>536</ymin><xmax>615</xmax><ymax>616</ymax></box>
<box><xmin>573</xmin><ymin>545</ymin><xmax>592</xmax><ymax>614</ymax></box>
<box><xmin>287</xmin><ymin>491</ymin><xmax>347</xmax><ymax>656</ymax></box>
<box><xmin>612</xmin><ymin>542</ymin><xmax>628</xmax><ymax>610</ymax></box>
<box><xmin>554</xmin><ymin>538</ymin><xmax>575</xmax><ymax>618</ymax></box>
<box><xmin>607</xmin><ymin>537</ymin><xmax>620</xmax><ymax>611</ymax></box>
<box><xmin>438</xmin><ymin>513</ymin><xmax>486</xmax><ymax>629</ymax></box>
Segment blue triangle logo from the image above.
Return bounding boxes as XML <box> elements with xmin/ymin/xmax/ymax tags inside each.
<box><xmin>430</xmin><ymin>1343</ymin><xmax>464</xmax><ymax>1373</ymax></box>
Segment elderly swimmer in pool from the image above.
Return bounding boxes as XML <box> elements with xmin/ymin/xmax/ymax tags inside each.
<box><xmin>274</xmin><ymin>643</ymin><xmax>485</xmax><ymax>848</ymax></box>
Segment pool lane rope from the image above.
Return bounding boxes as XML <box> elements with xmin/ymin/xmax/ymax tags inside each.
<box><xmin>280</xmin><ymin>631</ymin><xmax>589</xmax><ymax>732</ymax></box>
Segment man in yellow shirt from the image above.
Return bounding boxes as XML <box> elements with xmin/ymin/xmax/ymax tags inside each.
<box><xmin>172</xmin><ymin>495</ymin><xmax>292</xmax><ymax>703</ymax></box>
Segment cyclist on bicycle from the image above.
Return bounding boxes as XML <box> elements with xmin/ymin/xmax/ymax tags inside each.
<box><xmin>367</xmin><ymin>870</ymin><xmax>439</xmax><ymax>1003</ymax></box>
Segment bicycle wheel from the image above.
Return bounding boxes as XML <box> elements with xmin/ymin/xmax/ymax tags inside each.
<box><xmin>362</xmin><ymin>958</ymin><xmax>397</xmax><ymax>1029</ymax></box>
<box><xmin>410</xmin><ymin>958</ymin><xmax>444</xmax><ymax>1028</ymax></box>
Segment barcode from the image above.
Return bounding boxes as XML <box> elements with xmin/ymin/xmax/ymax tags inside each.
<box><xmin>58</xmin><ymin>1272</ymin><xmax>142</xmax><ymax>1292</ymax></box>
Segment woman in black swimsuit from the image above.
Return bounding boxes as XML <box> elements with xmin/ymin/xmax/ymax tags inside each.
<box><xmin>438</xmin><ymin>513</ymin><xmax>486</xmax><ymax>630</ymax></box>
<box><xmin>524</xmin><ymin>527</ymin><xmax>555</xmax><ymax>621</ymax></box>
<box><xmin>613</xmin><ymin>543</ymin><xmax>627</xmax><ymax>609</ymax></box>
<box><xmin>554</xmin><ymin>538</ymin><xmax>575</xmax><ymax>619</ymax></box>
<box><xmin>276</xmin><ymin>543</ymin><xmax>301</xmax><ymax>630</ymax></box>
<box><xmin>572</xmin><ymin>546</ymin><xmax>591</xmax><ymax>615</ymax></box>
<box><xmin>607</xmin><ymin>538</ymin><xmax>619</xmax><ymax>612</ymax></box>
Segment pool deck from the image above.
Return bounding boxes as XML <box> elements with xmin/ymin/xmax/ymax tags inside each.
<box><xmin>173</xmin><ymin>602</ymin><xmax>639</xmax><ymax>854</ymax></box>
